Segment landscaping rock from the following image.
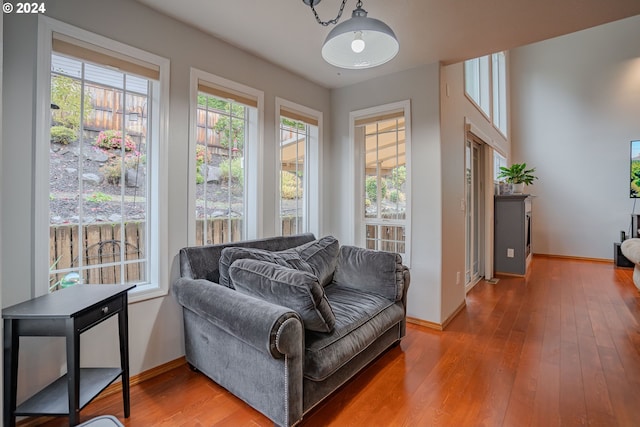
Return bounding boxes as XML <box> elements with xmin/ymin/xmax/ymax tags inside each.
<box><xmin>70</xmin><ymin>145</ymin><xmax>109</xmax><ymax>162</ymax></box>
<box><xmin>125</xmin><ymin>169</ymin><xmax>144</xmax><ymax>187</ymax></box>
<box><xmin>207</xmin><ymin>166</ymin><xmax>222</xmax><ymax>183</ymax></box>
<box><xmin>82</xmin><ymin>173</ymin><xmax>102</xmax><ymax>185</ymax></box>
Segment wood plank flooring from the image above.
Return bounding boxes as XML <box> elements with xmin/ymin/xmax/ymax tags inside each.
<box><xmin>36</xmin><ymin>256</ymin><xmax>640</xmax><ymax>426</ymax></box>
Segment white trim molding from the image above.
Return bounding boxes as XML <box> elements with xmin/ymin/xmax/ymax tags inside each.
<box><xmin>36</xmin><ymin>16</ymin><xmax>170</xmax><ymax>302</ymax></box>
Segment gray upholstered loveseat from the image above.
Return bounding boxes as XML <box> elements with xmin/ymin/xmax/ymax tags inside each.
<box><xmin>173</xmin><ymin>233</ymin><xmax>410</xmax><ymax>426</ymax></box>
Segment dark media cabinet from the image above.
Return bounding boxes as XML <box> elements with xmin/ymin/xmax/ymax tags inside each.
<box><xmin>494</xmin><ymin>195</ymin><xmax>532</xmax><ymax>276</ymax></box>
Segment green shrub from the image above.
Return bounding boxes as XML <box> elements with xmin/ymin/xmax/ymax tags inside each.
<box><xmin>50</xmin><ymin>126</ymin><xmax>77</xmax><ymax>145</ymax></box>
<box><xmin>281</xmin><ymin>171</ymin><xmax>302</xmax><ymax>199</ymax></box>
<box><xmin>101</xmin><ymin>161</ymin><xmax>121</xmax><ymax>184</ymax></box>
<box><xmin>389</xmin><ymin>189</ymin><xmax>405</xmax><ymax>203</ymax></box>
<box><xmin>51</xmin><ymin>75</ymin><xmax>93</xmax><ymax>130</ymax></box>
<box><xmin>195</xmin><ymin>145</ymin><xmax>210</xmax><ymax>185</ymax></box>
<box><xmin>100</xmin><ymin>155</ymin><xmax>143</xmax><ymax>185</ymax></box>
<box><xmin>366</xmin><ymin>176</ymin><xmax>387</xmax><ymax>202</ymax></box>
<box><xmin>391</xmin><ymin>166</ymin><xmax>406</xmax><ymax>187</ymax></box>
<box><xmin>219</xmin><ymin>157</ymin><xmax>244</xmax><ymax>186</ymax></box>
<box><xmin>86</xmin><ymin>192</ymin><xmax>111</xmax><ymax>203</ymax></box>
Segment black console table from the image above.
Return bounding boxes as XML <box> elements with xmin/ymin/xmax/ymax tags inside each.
<box><xmin>3</xmin><ymin>284</ymin><xmax>135</xmax><ymax>426</ymax></box>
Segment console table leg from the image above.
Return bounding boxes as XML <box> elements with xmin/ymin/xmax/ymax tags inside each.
<box><xmin>66</xmin><ymin>318</ymin><xmax>80</xmax><ymax>426</ymax></box>
<box><xmin>118</xmin><ymin>295</ymin><xmax>131</xmax><ymax>418</ymax></box>
<box><xmin>3</xmin><ymin>318</ymin><xmax>18</xmax><ymax>427</ymax></box>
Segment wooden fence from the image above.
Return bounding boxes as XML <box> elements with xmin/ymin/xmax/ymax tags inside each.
<box><xmin>49</xmin><ymin>217</ymin><xmax>301</xmax><ymax>287</ymax></box>
<box><xmin>49</xmin><ymin>221</ymin><xmax>145</xmax><ymax>288</ymax></box>
<box><xmin>366</xmin><ymin>224</ymin><xmax>406</xmax><ymax>253</ymax></box>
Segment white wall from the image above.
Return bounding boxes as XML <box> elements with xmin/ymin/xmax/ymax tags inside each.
<box><xmin>511</xmin><ymin>14</ymin><xmax>640</xmax><ymax>259</ymax></box>
<box><xmin>1</xmin><ymin>9</ymin><xmax>4</xmax><ymax>422</ymax></box>
<box><xmin>439</xmin><ymin>61</ymin><xmax>510</xmax><ymax>322</ymax></box>
<box><xmin>329</xmin><ymin>65</ymin><xmax>442</xmax><ymax>323</ymax></box>
<box><xmin>2</xmin><ymin>0</ymin><xmax>330</xmax><ymax>403</ymax></box>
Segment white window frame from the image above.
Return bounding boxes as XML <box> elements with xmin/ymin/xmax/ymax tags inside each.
<box><xmin>188</xmin><ymin>68</ymin><xmax>264</xmax><ymax>244</ymax></box>
<box><xmin>275</xmin><ymin>98</ymin><xmax>322</xmax><ymax>238</ymax></box>
<box><xmin>464</xmin><ymin>52</ymin><xmax>509</xmax><ymax>138</ymax></box>
<box><xmin>464</xmin><ymin>56</ymin><xmax>491</xmax><ymax>118</ymax></box>
<box><xmin>350</xmin><ymin>100</ymin><xmax>412</xmax><ymax>266</ymax></box>
<box><xmin>492</xmin><ymin>52</ymin><xmax>508</xmax><ymax>137</ymax></box>
<box><xmin>35</xmin><ymin>16</ymin><xmax>170</xmax><ymax>302</ymax></box>
<box><xmin>493</xmin><ymin>150</ymin><xmax>507</xmax><ymax>183</ymax></box>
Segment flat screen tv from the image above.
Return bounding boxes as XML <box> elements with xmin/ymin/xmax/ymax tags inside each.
<box><xmin>631</xmin><ymin>140</ymin><xmax>640</xmax><ymax>197</ymax></box>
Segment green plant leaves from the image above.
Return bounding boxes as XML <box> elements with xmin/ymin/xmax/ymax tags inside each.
<box><xmin>497</xmin><ymin>163</ymin><xmax>538</xmax><ymax>185</ymax></box>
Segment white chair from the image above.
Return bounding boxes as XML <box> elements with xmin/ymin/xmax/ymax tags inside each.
<box><xmin>620</xmin><ymin>238</ymin><xmax>640</xmax><ymax>290</ymax></box>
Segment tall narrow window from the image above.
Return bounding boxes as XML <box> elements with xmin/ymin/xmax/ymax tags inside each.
<box><xmin>354</xmin><ymin>102</ymin><xmax>411</xmax><ymax>262</ymax></box>
<box><xmin>278</xmin><ymin>105</ymin><xmax>319</xmax><ymax>236</ymax></box>
<box><xmin>44</xmin><ymin>29</ymin><xmax>167</xmax><ymax>297</ymax></box>
<box><xmin>492</xmin><ymin>52</ymin><xmax>508</xmax><ymax>136</ymax></box>
<box><xmin>464</xmin><ymin>56</ymin><xmax>490</xmax><ymax>117</ymax></box>
<box><xmin>191</xmin><ymin>74</ymin><xmax>261</xmax><ymax>245</ymax></box>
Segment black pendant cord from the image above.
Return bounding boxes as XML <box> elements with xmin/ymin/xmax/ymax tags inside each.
<box><xmin>310</xmin><ymin>0</ymin><xmax>350</xmax><ymax>26</ymax></box>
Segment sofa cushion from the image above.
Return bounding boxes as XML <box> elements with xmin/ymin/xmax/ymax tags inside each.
<box><xmin>229</xmin><ymin>259</ymin><xmax>336</xmax><ymax>333</ymax></box>
<box><xmin>303</xmin><ymin>284</ymin><xmax>404</xmax><ymax>381</ymax></box>
<box><xmin>333</xmin><ymin>245</ymin><xmax>404</xmax><ymax>302</ymax></box>
<box><xmin>219</xmin><ymin>236</ymin><xmax>340</xmax><ymax>289</ymax></box>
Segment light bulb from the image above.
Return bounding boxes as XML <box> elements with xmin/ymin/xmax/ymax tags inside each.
<box><xmin>351</xmin><ymin>31</ymin><xmax>365</xmax><ymax>53</ymax></box>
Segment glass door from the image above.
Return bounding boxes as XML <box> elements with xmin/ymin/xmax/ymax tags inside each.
<box><xmin>465</xmin><ymin>138</ymin><xmax>484</xmax><ymax>289</ymax></box>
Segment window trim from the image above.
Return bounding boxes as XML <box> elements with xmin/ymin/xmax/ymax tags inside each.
<box><xmin>275</xmin><ymin>97</ymin><xmax>323</xmax><ymax>238</ymax></box>
<box><xmin>35</xmin><ymin>16</ymin><xmax>170</xmax><ymax>302</ymax></box>
<box><xmin>464</xmin><ymin>56</ymin><xmax>491</xmax><ymax>120</ymax></box>
<box><xmin>349</xmin><ymin>100</ymin><xmax>412</xmax><ymax>266</ymax></box>
<box><xmin>464</xmin><ymin>52</ymin><xmax>509</xmax><ymax>139</ymax></box>
<box><xmin>491</xmin><ymin>52</ymin><xmax>508</xmax><ymax>138</ymax></box>
<box><xmin>188</xmin><ymin>68</ymin><xmax>264</xmax><ymax>245</ymax></box>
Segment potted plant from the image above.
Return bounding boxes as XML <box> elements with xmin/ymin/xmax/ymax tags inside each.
<box><xmin>497</xmin><ymin>163</ymin><xmax>538</xmax><ymax>194</ymax></box>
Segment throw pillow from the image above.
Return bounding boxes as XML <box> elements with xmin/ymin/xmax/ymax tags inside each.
<box><xmin>218</xmin><ymin>236</ymin><xmax>339</xmax><ymax>289</ymax></box>
<box><xmin>229</xmin><ymin>259</ymin><xmax>336</xmax><ymax>333</ymax></box>
<box><xmin>218</xmin><ymin>247</ymin><xmax>310</xmax><ymax>289</ymax></box>
<box><xmin>292</xmin><ymin>235</ymin><xmax>340</xmax><ymax>287</ymax></box>
<box><xmin>333</xmin><ymin>245</ymin><xmax>404</xmax><ymax>302</ymax></box>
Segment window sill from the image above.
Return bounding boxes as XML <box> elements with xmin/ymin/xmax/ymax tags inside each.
<box><xmin>128</xmin><ymin>283</ymin><xmax>169</xmax><ymax>304</ymax></box>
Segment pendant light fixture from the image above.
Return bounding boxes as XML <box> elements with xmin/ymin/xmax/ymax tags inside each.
<box><xmin>303</xmin><ymin>0</ymin><xmax>399</xmax><ymax>69</ymax></box>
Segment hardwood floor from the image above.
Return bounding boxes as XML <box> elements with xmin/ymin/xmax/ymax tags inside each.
<box><xmin>36</xmin><ymin>256</ymin><xmax>640</xmax><ymax>427</ymax></box>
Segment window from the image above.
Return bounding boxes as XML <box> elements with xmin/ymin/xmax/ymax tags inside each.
<box><xmin>277</xmin><ymin>100</ymin><xmax>321</xmax><ymax>236</ymax></box>
<box><xmin>493</xmin><ymin>151</ymin><xmax>507</xmax><ymax>182</ymax></box>
<box><xmin>492</xmin><ymin>52</ymin><xmax>507</xmax><ymax>136</ymax></box>
<box><xmin>352</xmin><ymin>101</ymin><xmax>411</xmax><ymax>263</ymax></box>
<box><xmin>189</xmin><ymin>69</ymin><xmax>262</xmax><ymax>245</ymax></box>
<box><xmin>36</xmin><ymin>17</ymin><xmax>169</xmax><ymax>300</ymax></box>
<box><xmin>464</xmin><ymin>52</ymin><xmax>509</xmax><ymax>137</ymax></box>
<box><xmin>464</xmin><ymin>56</ymin><xmax>490</xmax><ymax>117</ymax></box>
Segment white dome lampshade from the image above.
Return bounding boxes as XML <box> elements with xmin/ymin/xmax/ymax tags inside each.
<box><xmin>321</xmin><ymin>4</ymin><xmax>399</xmax><ymax>69</ymax></box>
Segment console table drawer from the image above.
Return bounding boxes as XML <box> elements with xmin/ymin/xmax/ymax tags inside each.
<box><xmin>76</xmin><ymin>296</ymin><xmax>123</xmax><ymax>332</ymax></box>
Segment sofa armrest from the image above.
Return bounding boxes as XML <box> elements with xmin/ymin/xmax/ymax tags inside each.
<box><xmin>173</xmin><ymin>278</ymin><xmax>302</xmax><ymax>358</ymax></box>
<box><xmin>333</xmin><ymin>245</ymin><xmax>407</xmax><ymax>302</ymax></box>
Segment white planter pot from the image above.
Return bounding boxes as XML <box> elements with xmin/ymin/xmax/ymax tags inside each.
<box><xmin>512</xmin><ymin>183</ymin><xmax>525</xmax><ymax>194</ymax></box>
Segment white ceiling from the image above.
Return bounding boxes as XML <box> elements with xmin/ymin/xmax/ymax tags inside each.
<box><xmin>135</xmin><ymin>0</ymin><xmax>640</xmax><ymax>89</ymax></box>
